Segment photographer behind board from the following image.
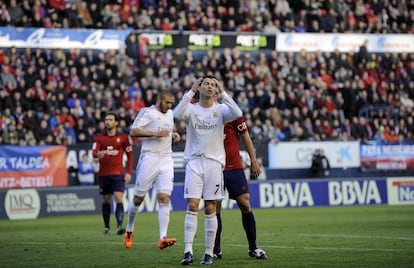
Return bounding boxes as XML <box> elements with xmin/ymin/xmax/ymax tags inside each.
<box><xmin>310</xmin><ymin>148</ymin><xmax>330</xmax><ymax>178</ymax></box>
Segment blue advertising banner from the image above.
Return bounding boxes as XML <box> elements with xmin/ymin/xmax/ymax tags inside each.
<box><xmin>360</xmin><ymin>143</ymin><xmax>414</xmax><ymax>172</ymax></box>
<box><xmin>0</xmin><ymin>27</ymin><xmax>130</xmax><ymax>49</ymax></box>
<box><xmin>0</xmin><ymin>177</ymin><xmax>396</xmax><ymax>220</ymax></box>
<box><xmin>248</xmin><ymin>179</ymin><xmax>387</xmax><ymax>208</ymax></box>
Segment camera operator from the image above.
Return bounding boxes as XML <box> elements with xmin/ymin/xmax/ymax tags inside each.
<box><xmin>310</xmin><ymin>148</ymin><xmax>330</xmax><ymax>178</ymax></box>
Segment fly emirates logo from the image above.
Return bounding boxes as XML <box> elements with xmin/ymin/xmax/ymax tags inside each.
<box><xmin>194</xmin><ymin>120</ymin><xmax>217</xmax><ymax>130</ymax></box>
<box><xmin>259</xmin><ymin>180</ymin><xmax>382</xmax><ymax>207</ymax></box>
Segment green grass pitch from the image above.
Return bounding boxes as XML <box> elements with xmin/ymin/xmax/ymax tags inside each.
<box><xmin>1</xmin><ymin>205</ymin><xmax>414</xmax><ymax>268</ymax></box>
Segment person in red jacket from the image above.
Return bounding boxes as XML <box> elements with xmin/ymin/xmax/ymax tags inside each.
<box><xmin>92</xmin><ymin>111</ymin><xmax>133</xmax><ymax>236</ymax></box>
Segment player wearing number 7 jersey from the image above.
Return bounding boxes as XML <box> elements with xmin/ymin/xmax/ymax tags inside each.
<box><xmin>174</xmin><ymin>76</ymin><xmax>242</xmax><ymax>265</ymax></box>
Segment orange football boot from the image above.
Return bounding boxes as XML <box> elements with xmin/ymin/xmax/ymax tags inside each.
<box><xmin>124</xmin><ymin>231</ymin><xmax>134</xmax><ymax>248</ymax></box>
<box><xmin>157</xmin><ymin>237</ymin><xmax>176</xmax><ymax>249</ymax></box>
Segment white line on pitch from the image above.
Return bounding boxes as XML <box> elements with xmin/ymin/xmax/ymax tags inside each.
<box><xmin>298</xmin><ymin>233</ymin><xmax>414</xmax><ymax>241</ymax></box>
<box><xmin>224</xmin><ymin>243</ymin><xmax>414</xmax><ymax>253</ymax></box>
<box><xmin>12</xmin><ymin>241</ymin><xmax>414</xmax><ymax>253</ymax></box>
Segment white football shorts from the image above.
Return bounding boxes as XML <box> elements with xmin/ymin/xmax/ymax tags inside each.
<box><xmin>133</xmin><ymin>152</ymin><xmax>174</xmax><ymax>197</ymax></box>
<box><xmin>184</xmin><ymin>157</ymin><xmax>224</xmax><ymax>200</ymax></box>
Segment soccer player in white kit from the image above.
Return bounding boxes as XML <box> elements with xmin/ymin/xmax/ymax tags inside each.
<box><xmin>124</xmin><ymin>90</ymin><xmax>180</xmax><ymax>250</ymax></box>
<box><xmin>174</xmin><ymin>76</ymin><xmax>243</xmax><ymax>265</ymax></box>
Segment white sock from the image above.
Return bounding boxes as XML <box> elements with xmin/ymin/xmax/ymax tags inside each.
<box><xmin>158</xmin><ymin>202</ymin><xmax>170</xmax><ymax>239</ymax></box>
<box><xmin>205</xmin><ymin>213</ymin><xmax>217</xmax><ymax>257</ymax></box>
<box><xmin>184</xmin><ymin>211</ymin><xmax>198</xmax><ymax>254</ymax></box>
<box><xmin>126</xmin><ymin>201</ymin><xmax>139</xmax><ymax>232</ymax></box>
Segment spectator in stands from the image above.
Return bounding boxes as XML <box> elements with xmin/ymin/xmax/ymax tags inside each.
<box><xmin>77</xmin><ymin>153</ymin><xmax>96</xmax><ymax>185</ymax></box>
<box><xmin>7</xmin><ymin>0</ymin><xmax>23</xmax><ymax>26</ymax></box>
<box><xmin>357</xmin><ymin>39</ymin><xmax>370</xmax><ymax>65</ymax></box>
<box><xmin>77</xmin><ymin>1</ymin><xmax>93</xmax><ymax>28</ymax></box>
<box><xmin>373</xmin><ymin>125</ymin><xmax>387</xmax><ymax>144</ymax></box>
<box><xmin>63</xmin><ymin>120</ymin><xmax>77</xmax><ymax>144</ymax></box>
<box><xmin>36</xmin><ymin>119</ymin><xmax>52</xmax><ymax>142</ymax></box>
<box><xmin>400</xmin><ymin>92</ymin><xmax>413</xmax><ymax>109</ymax></box>
<box><xmin>88</xmin><ymin>2</ymin><xmax>103</xmax><ymax>28</ymax></box>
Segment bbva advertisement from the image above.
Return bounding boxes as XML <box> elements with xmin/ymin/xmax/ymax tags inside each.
<box><xmin>1</xmin><ymin>177</ymin><xmax>413</xmax><ymax>220</ymax></box>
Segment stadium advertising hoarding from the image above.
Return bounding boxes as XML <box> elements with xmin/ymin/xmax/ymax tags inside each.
<box><xmin>0</xmin><ymin>27</ymin><xmax>275</xmax><ymax>51</ymax></box>
<box><xmin>0</xmin><ymin>187</ymin><xmax>98</xmax><ymax>220</ymax></box>
<box><xmin>2</xmin><ymin>177</ymin><xmax>414</xmax><ymax>220</ymax></box>
<box><xmin>387</xmin><ymin>177</ymin><xmax>414</xmax><ymax>205</ymax></box>
<box><xmin>254</xmin><ymin>179</ymin><xmax>387</xmax><ymax>208</ymax></box>
<box><xmin>360</xmin><ymin>142</ymin><xmax>414</xmax><ymax>172</ymax></box>
<box><xmin>1</xmin><ymin>27</ymin><xmax>411</xmax><ymax>53</ymax></box>
<box><xmin>276</xmin><ymin>33</ymin><xmax>414</xmax><ymax>53</ymax></box>
<box><xmin>0</xmin><ymin>146</ymin><xmax>68</xmax><ymax>189</ymax></box>
<box><xmin>268</xmin><ymin>141</ymin><xmax>360</xmax><ymax>169</ymax></box>
<box><xmin>136</xmin><ymin>32</ymin><xmax>275</xmax><ymax>51</ymax></box>
<box><xmin>1</xmin><ymin>27</ymin><xmax>412</xmax><ymax>53</ymax></box>
<box><xmin>0</xmin><ymin>27</ymin><xmax>129</xmax><ymax>49</ymax></box>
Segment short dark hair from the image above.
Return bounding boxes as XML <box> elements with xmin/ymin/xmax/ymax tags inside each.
<box><xmin>202</xmin><ymin>75</ymin><xmax>215</xmax><ymax>83</ymax></box>
<box><xmin>106</xmin><ymin>111</ymin><xmax>119</xmax><ymax>121</ymax></box>
<box><xmin>157</xmin><ymin>89</ymin><xmax>175</xmax><ymax>100</ymax></box>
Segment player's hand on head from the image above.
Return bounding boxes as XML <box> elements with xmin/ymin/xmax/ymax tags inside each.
<box><xmin>213</xmin><ymin>78</ymin><xmax>224</xmax><ymax>94</ymax></box>
<box><xmin>191</xmin><ymin>78</ymin><xmax>203</xmax><ymax>93</ymax></box>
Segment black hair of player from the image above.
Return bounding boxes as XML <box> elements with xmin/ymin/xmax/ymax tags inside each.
<box><xmin>106</xmin><ymin>111</ymin><xmax>119</xmax><ymax>122</ymax></box>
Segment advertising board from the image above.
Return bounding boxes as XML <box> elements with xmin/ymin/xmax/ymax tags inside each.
<box><xmin>0</xmin><ymin>177</ymin><xmax>401</xmax><ymax>220</ymax></box>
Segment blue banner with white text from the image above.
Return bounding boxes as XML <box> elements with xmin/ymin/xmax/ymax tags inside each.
<box><xmin>4</xmin><ymin>177</ymin><xmax>414</xmax><ymax>220</ymax></box>
<box><xmin>0</xmin><ymin>146</ymin><xmax>68</xmax><ymax>189</ymax></box>
<box><xmin>360</xmin><ymin>142</ymin><xmax>414</xmax><ymax>172</ymax></box>
<box><xmin>0</xmin><ymin>27</ymin><xmax>130</xmax><ymax>50</ymax></box>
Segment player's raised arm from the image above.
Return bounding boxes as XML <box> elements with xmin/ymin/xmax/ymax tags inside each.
<box><xmin>173</xmin><ymin>78</ymin><xmax>202</xmax><ymax>121</ymax></box>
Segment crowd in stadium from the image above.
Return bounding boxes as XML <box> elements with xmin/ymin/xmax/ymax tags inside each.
<box><xmin>0</xmin><ymin>0</ymin><xmax>413</xmax><ymax>147</ymax></box>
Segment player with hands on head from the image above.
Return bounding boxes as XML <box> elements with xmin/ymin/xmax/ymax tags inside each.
<box><xmin>213</xmin><ymin>117</ymin><xmax>268</xmax><ymax>260</ymax></box>
<box><xmin>92</xmin><ymin>111</ymin><xmax>133</xmax><ymax>236</ymax></box>
<box><xmin>174</xmin><ymin>75</ymin><xmax>243</xmax><ymax>265</ymax></box>
<box><xmin>124</xmin><ymin>90</ymin><xmax>180</xmax><ymax>250</ymax></box>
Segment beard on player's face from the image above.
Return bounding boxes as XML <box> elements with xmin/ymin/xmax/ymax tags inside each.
<box><xmin>159</xmin><ymin>102</ymin><xmax>168</xmax><ymax>113</ymax></box>
<box><xmin>105</xmin><ymin>123</ymin><xmax>117</xmax><ymax>131</ymax></box>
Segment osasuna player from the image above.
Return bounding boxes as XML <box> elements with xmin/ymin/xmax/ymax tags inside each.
<box><xmin>124</xmin><ymin>90</ymin><xmax>180</xmax><ymax>250</ymax></box>
<box><xmin>174</xmin><ymin>76</ymin><xmax>242</xmax><ymax>265</ymax></box>
<box><xmin>92</xmin><ymin>111</ymin><xmax>133</xmax><ymax>236</ymax></box>
<box><xmin>214</xmin><ymin>118</ymin><xmax>268</xmax><ymax>260</ymax></box>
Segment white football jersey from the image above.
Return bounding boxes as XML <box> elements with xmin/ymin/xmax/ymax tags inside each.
<box><xmin>174</xmin><ymin>91</ymin><xmax>242</xmax><ymax>166</ymax></box>
<box><xmin>131</xmin><ymin>105</ymin><xmax>174</xmax><ymax>154</ymax></box>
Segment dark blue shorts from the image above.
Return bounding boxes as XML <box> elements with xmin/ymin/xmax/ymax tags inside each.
<box><xmin>223</xmin><ymin>169</ymin><xmax>250</xmax><ymax>200</ymax></box>
<box><xmin>98</xmin><ymin>175</ymin><xmax>125</xmax><ymax>195</ymax></box>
